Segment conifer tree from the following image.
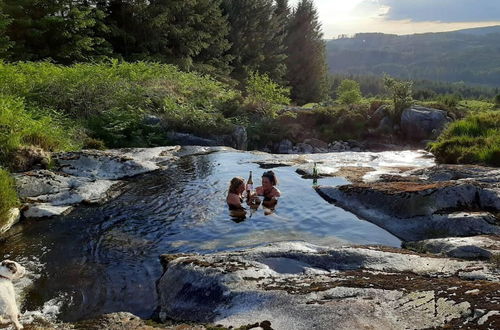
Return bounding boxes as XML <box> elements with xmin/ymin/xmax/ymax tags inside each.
<box><xmin>3</xmin><ymin>0</ymin><xmax>111</xmax><ymax>63</ymax></box>
<box><xmin>145</xmin><ymin>0</ymin><xmax>232</xmax><ymax>73</ymax></box>
<box><xmin>285</xmin><ymin>0</ymin><xmax>328</xmax><ymax>104</ymax></box>
<box><xmin>0</xmin><ymin>0</ymin><xmax>12</xmax><ymax>57</ymax></box>
<box><xmin>222</xmin><ymin>0</ymin><xmax>287</xmax><ymax>83</ymax></box>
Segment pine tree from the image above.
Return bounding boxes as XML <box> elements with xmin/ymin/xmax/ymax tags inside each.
<box><xmin>0</xmin><ymin>0</ymin><xmax>12</xmax><ymax>57</ymax></box>
<box><xmin>3</xmin><ymin>0</ymin><xmax>111</xmax><ymax>63</ymax></box>
<box><xmin>222</xmin><ymin>0</ymin><xmax>287</xmax><ymax>83</ymax></box>
<box><xmin>285</xmin><ymin>0</ymin><xmax>328</xmax><ymax>104</ymax></box>
<box><xmin>145</xmin><ymin>0</ymin><xmax>232</xmax><ymax>73</ymax></box>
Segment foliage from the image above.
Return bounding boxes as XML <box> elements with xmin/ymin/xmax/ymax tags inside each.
<box><xmin>0</xmin><ymin>96</ymin><xmax>79</xmax><ymax>167</ymax></box>
<box><xmin>285</xmin><ymin>0</ymin><xmax>328</xmax><ymax>104</ymax></box>
<box><xmin>430</xmin><ymin>111</ymin><xmax>500</xmax><ymax>166</ymax></box>
<box><xmin>0</xmin><ymin>61</ymin><xmax>239</xmax><ymax>147</ymax></box>
<box><xmin>0</xmin><ymin>0</ymin><xmax>11</xmax><ymax>56</ymax></box>
<box><xmin>2</xmin><ymin>0</ymin><xmax>111</xmax><ymax>63</ymax></box>
<box><xmin>384</xmin><ymin>75</ymin><xmax>413</xmax><ymax>122</ymax></box>
<box><xmin>436</xmin><ymin>94</ymin><xmax>461</xmax><ymax>109</ymax></box>
<box><xmin>495</xmin><ymin>94</ymin><xmax>500</xmax><ymax>107</ymax></box>
<box><xmin>0</xmin><ymin>168</ymin><xmax>18</xmax><ymax>229</ymax></box>
<box><xmin>312</xmin><ymin>104</ymin><xmax>369</xmax><ymax>141</ymax></box>
<box><xmin>244</xmin><ymin>71</ymin><xmax>290</xmax><ymax>118</ymax></box>
<box><xmin>337</xmin><ymin>79</ymin><xmax>362</xmax><ymax>105</ymax></box>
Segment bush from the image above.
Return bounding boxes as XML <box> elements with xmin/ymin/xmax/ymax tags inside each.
<box><xmin>0</xmin><ymin>96</ymin><xmax>80</xmax><ymax>167</ymax></box>
<box><xmin>312</xmin><ymin>104</ymin><xmax>370</xmax><ymax>141</ymax></box>
<box><xmin>436</xmin><ymin>94</ymin><xmax>461</xmax><ymax>109</ymax></box>
<box><xmin>337</xmin><ymin>79</ymin><xmax>362</xmax><ymax>105</ymax></box>
<box><xmin>244</xmin><ymin>71</ymin><xmax>290</xmax><ymax>118</ymax></box>
<box><xmin>430</xmin><ymin>111</ymin><xmax>500</xmax><ymax>166</ymax></box>
<box><xmin>0</xmin><ymin>169</ymin><xmax>19</xmax><ymax>229</ymax></box>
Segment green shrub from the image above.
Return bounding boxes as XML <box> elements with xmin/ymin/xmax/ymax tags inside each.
<box><xmin>436</xmin><ymin>94</ymin><xmax>461</xmax><ymax>109</ymax></box>
<box><xmin>337</xmin><ymin>79</ymin><xmax>362</xmax><ymax>105</ymax></box>
<box><xmin>0</xmin><ymin>169</ymin><xmax>19</xmax><ymax>229</ymax></box>
<box><xmin>430</xmin><ymin>111</ymin><xmax>500</xmax><ymax>166</ymax></box>
<box><xmin>312</xmin><ymin>104</ymin><xmax>369</xmax><ymax>141</ymax></box>
<box><xmin>244</xmin><ymin>71</ymin><xmax>290</xmax><ymax>118</ymax></box>
<box><xmin>0</xmin><ymin>96</ymin><xmax>80</xmax><ymax>167</ymax></box>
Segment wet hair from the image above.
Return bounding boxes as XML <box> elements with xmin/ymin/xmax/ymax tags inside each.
<box><xmin>262</xmin><ymin>171</ymin><xmax>278</xmax><ymax>186</ymax></box>
<box><xmin>229</xmin><ymin>177</ymin><xmax>245</xmax><ymax>194</ymax></box>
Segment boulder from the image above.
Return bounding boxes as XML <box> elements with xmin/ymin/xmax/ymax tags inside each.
<box><xmin>401</xmin><ymin>105</ymin><xmax>451</xmax><ymax>141</ymax></box>
<box><xmin>276</xmin><ymin>139</ymin><xmax>294</xmax><ymax>154</ymax></box>
<box><xmin>303</xmin><ymin>138</ymin><xmax>328</xmax><ymax>149</ymax></box>
<box><xmin>295</xmin><ymin>143</ymin><xmax>314</xmax><ymax>154</ymax></box>
<box><xmin>231</xmin><ymin>126</ymin><xmax>248</xmax><ymax>151</ymax></box>
<box><xmin>157</xmin><ymin>242</ymin><xmax>500</xmax><ymax>330</ymax></box>
<box><xmin>371</xmin><ymin>105</ymin><xmax>390</xmax><ymax>125</ymax></box>
<box><xmin>142</xmin><ymin>114</ymin><xmax>162</xmax><ymax>126</ymax></box>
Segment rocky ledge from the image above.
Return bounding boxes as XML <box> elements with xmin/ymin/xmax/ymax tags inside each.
<box><xmin>10</xmin><ymin>146</ymin><xmax>234</xmax><ymax>223</ymax></box>
<box><xmin>317</xmin><ymin>165</ymin><xmax>500</xmax><ymax>242</ymax></box>
<box><xmin>157</xmin><ymin>241</ymin><xmax>500</xmax><ymax>330</ymax></box>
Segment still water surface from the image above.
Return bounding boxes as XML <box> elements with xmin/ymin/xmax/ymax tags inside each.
<box><xmin>1</xmin><ymin>151</ymin><xmax>401</xmax><ymax>322</ymax></box>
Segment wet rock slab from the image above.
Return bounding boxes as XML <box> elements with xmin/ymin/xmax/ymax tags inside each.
<box><xmin>404</xmin><ymin>235</ymin><xmax>500</xmax><ymax>260</ymax></box>
<box><xmin>157</xmin><ymin>242</ymin><xmax>500</xmax><ymax>330</ymax></box>
<box><xmin>317</xmin><ymin>165</ymin><xmax>500</xmax><ymax>241</ymax></box>
<box><xmin>13</xmin><ymin>146</ymin><xmax>188</xmax><ymax>219</ymax></box>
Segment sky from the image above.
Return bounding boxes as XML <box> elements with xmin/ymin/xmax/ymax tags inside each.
<box><xmin>290</xmin><ymin>0</ymin><xmax>500</xmax><ymax>39</ymax></box>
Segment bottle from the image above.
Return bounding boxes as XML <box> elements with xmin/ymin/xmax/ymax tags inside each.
<box><xmin>312</xmin><ymin>162</ymin><xmax>318</xmax><ymax>187</ymax></box>
<box><xmin>246</xmin><ymin>171</ymin><xmax>253</xmax><ymax>201</ymax></box>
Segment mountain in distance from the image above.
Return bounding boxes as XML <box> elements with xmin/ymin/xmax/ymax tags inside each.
<box><xmin>326</xmin><ymin>25</ymin><xmax>500</xmax><ymax>87</ymax></box>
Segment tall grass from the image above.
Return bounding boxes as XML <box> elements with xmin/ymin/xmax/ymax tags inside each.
<box><xmin>430</xmin><ymin>111</ymin><xmax>500</xmax><ymax>166</ymax></box>
<box><xmin>0</xmin><ymin>96</ymin><xmax>80</xmax><ymax>166</ymax></box>
<box><xmin>0</xmin><ymin>169</ymin><xmax>19</xmax><ymax>229</ymax></box>
<box><xmin>0</xmin><ymin>61</ymin><xmax>239</xmax><ymax>146</ymax></box>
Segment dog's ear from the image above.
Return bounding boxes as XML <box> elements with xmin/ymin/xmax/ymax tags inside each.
<box><xmin>1</xmin><ymin>260</ymin><xmax>17</xmax><ymax>274</ymax></box>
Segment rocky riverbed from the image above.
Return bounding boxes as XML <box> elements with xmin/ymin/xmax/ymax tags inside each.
<box><xmin>2</xmin><ymin>147</ymin><xmax>499</xmax><ymax>330</ymax></box>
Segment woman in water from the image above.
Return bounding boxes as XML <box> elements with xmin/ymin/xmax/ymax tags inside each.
<box><xmin>227</xmin><ymin>177</ymin><xmax>246</xmax><ymax>210</ymax></box>
<box><xmin>255</xmin><ymin>170</ymin><xmax>281</xmax><ymax>208</ymax></box>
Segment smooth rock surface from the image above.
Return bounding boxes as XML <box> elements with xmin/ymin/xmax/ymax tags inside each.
<box><xmin>54</xmin><ymin>146</ymin><xmax>179</xmax><ymax>179</ymax></box>
<box><xmin>404</xmin><ymin>235</ymin><xmax>500</xmax><ymax>260</ymax></box>
<box><xmin>157</xmin><ymin>242</ymin><xmax>500</xmax><ymax>330</ymax></box>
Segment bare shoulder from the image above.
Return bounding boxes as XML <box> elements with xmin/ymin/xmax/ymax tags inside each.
<box><xmin>272</xmin><ymin>187</ymin><xmax>281</xmax><ymax>197</ymax></box>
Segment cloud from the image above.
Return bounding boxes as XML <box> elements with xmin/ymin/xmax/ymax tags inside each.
<box><xmin>355</xmin><ymin>0</ymin><xmax>500</xmax><ymax>22</ymax></box>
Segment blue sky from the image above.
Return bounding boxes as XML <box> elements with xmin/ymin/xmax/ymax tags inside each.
<box><xmin>290</xmin><ymin>0</ymin><xmax>500</xmax><ymax>38</ymax></box>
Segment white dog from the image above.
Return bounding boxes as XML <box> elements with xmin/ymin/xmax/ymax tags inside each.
<box><xmin>0</xmin><ymin>260</ymin><xmax>26</xmax><ymax>330</ymax></box>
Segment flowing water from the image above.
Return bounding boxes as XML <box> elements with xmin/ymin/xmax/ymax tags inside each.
<box><xmin>0</xmin><ymin>150</ymin><xmax>433</xmax><ymax>323</ymax></box>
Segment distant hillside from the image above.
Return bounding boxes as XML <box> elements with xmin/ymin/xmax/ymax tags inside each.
<box><xmin>326</xmin><ymin>26</ymin><xmax>500</xmax><ymax>87</ymax></box>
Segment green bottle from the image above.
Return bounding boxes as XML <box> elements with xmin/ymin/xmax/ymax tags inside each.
<box><xmin>312</xmin><ymin>162</ymin><xmax>318</xmax><ymax>186</ymax></box>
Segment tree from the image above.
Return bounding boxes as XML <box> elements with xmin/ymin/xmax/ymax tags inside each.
<box><xmin>337</xmin><ymin>79</ymin><xmax>362</xmax><ymax>105</ymax></box>
<box><xmin>495</xmin><ymin>94</ymin><xmax>500</xmax><ymax>108</ymax></box>
<box><xmin>0</xmin><ymin>0</ymin><xmax>12</xmax><ymax>57</ymax></box>
<box><xmin>3</xmin><ymin>0</ymin><xmax>111</xmax><ymax>63</ymax></box>
<box><xmin>222</xmin><ymin>0</ymin><xmax>287</xmax><ymax>83</ymax></box>
<box><xmin>143</xmin><ymin>0</ymin><xmax>231</xmax><ymax>73</ymax></box>
<box><xmin>285</xmin><ymin>0</ymin><xmax>328</xmax><ymax>104</ymax></box>
<box><xmin>384</xmin><ymin>75</ymin><xmax>413</xmax><ymax>122</ymax></box>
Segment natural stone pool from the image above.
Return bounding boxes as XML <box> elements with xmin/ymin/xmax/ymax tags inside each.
<box><xmin>0</xmin><ymin>149</ymin><xmax>435</xmax><ymax>323</ymax></box>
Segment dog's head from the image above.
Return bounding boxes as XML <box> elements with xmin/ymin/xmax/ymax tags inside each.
<box><xmin>0</xmin><ymin>260</ymin><xmax>26</xmax><ymax>281</ymax></box>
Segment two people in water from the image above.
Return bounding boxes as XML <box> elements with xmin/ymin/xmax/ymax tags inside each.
<box><xmin>227</xmin><ymin>170</ymin><xmax>281</xmax><ymax>211</ymax></box>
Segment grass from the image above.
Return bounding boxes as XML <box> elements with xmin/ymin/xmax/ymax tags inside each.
<box><xmin>0</xmin><ymin>61</ymin><xmax>240</xmax><ymax>147</ymax></box>
<box><xmin>0</xmin><ymin>169</ymin><xmax>19</xmax><ymax>229</ymax></box>
<box><xmin>430</xmin><ymin>111</ymin><xmax>500</xmax><ymax>166</ymax></box>
<box><xmin>0</xmin><ymin>96</ymin><xmax>80</xmax><ymax>167</ymax></box>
